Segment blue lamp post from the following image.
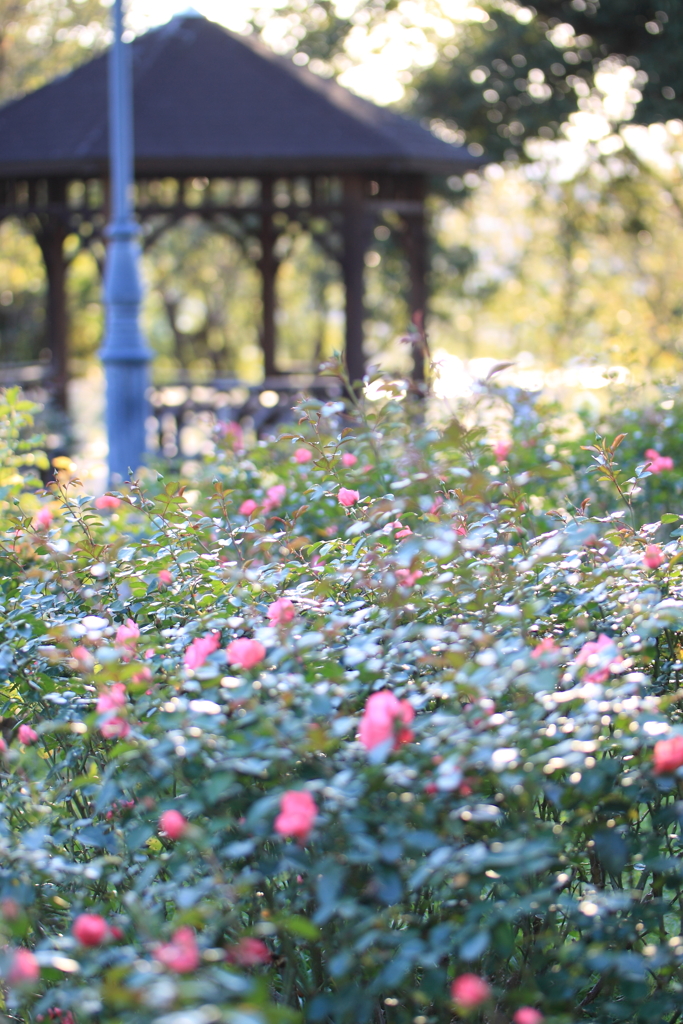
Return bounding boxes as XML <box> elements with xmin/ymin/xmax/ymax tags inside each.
<box><xmin>100</xmin><ymin>0</ymin><xmax>150</xmax><ymax>481</ymax></box>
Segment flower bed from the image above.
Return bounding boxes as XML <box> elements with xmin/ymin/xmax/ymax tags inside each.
<box><xmin>1</xmin><ymin>380</ymin><xmax>683</xmax><ymax>1023</ymax></box>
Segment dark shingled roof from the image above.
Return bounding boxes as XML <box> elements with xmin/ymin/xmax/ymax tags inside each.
<box><xmin>0</xmin><ymin>13</ymin><xmax>478</xmax><ymax>180</ymax></box>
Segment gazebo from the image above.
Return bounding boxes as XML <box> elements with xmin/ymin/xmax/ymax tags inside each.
<box><xmin>0</xmin><ymin>12</ymin><xmax>478</xmax><ymax>411</ymax></box>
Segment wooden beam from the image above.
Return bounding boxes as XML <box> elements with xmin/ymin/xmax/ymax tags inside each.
<box><xmin>36</xmin><ymin>180</ymin><xmax>69</xmax><ymax>409</ymax></box>
<box><xmin>401</xmin><ymin>176</ymin><xmax>428</xmax><ymax>383</ymax></box>
<box><xmin>342</xmin><ymin>175</ymin><xmax>369</xmax><ymax>387</ymax></box>
<box><xmin>259</xmin><ymin>177</ymin><xmax>278</xmax><ymax>377</ymax></box>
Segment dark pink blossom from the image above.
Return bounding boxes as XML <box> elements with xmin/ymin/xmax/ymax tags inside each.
<box><xmin>493</xmin><ymin>440</ymin><xmax>512</xmax><ymax>463</ymax></box>
<box><xmin>226</xmin><ymin>637</ymin><xmax>266</xmax><ymax>670</ymax></box>
<box><xmin>359</xmin><ymin>691</ymin><xmax>414</xmax><ymax>751</ymax></box>
<box><xmin>294</xmin><ymin>447</ymin><xmax>313</xmax><ymax>464</ymax></box>
<box><xmin>32</xmin><ymin>506</ymin><xmax>53</xmax><ymax>529</ymax></box>
<box><xmin>239</xmin><ymin>498</ymin><xmax>258</xmax><ymax>516</ymax></box>
<box><xmin>263</xmin><ymin>484</ymin><xmax>286</xmax><ymax>513</ymax></box>
<box><xmin>341</xmin><ymin>452</ymin><xmax>357</xmax><ymax>467</ymax></box>
<box><xmin>575</xmin><ymin>633</ymin><xmax>623</xmax><ymax>684</ymax></box>
<box><xmin>154</xmin><ymin>927</ymin><xmax>200</xmax><ymax>973</ymax></box>
<box><xmin>644</xmin><ymin>544</ymin><xmax>664</xmax><ymax>569</ymax></box>
<box><xmin>17</xmin><ymin>724</ymin><xmax>38</xmax><ymax>745</ymax></box>
<box><xmin>645</xmin><ymin>448</ymin><xmax>674</xmax><ymax>473</ymax></box>
<box><xmin>338</xmin><ymin>487</ymin><xmax>360</xmax><ymax>507</ymax></box>
<box><xmin>267</xmin><ymin>597</ymin><xmax>296</xmax><ymax>626</ymax></box>
<box><xmin>8</xmin><ymin>948</ymin><xmax>40</xmax><ymax>985</ymax></box>
<box><xmin>184</xmin><ymin>632</ymin><xmax>220</xmax><ymax>670</ymax></box>
<box><xmin>274</xmin><ymin>790</ymin><xmax>317</xmax><ymax>842</ymax></box>
<box><xmin>159</xmin><ymin>810</ymin><xmax>188</xmax><ymax>840</ymax></box>
<box><xmin>95</xmin><ymin>495</ymin><xmax>121</xmax><ymax>510</ymax></box>
<box><xmin>100</xmin><ymin>717</ymin><xmax>130</xmax><ymax>740</ymax></box>
<box><xmin>97</xmin><ymin>683</ymin><xmax>127</xmax><ymax>713</ymax></box>
<box><xmin>395</xmin><ymin>568</ymin><xmax>422</xmax><ymax>588</ymax></box>
<box><xmin>531</xmin><ymin>638</ymin><xmax>558</xmax><ymax>659</ymax></box>
<box><xmin>116</xmin><ymin>619</ymin><xmax>139</xmax><ymax>650</ymax></box>
<box><xmin>73</xmin><ymin>914</ymin><xmax>109</xmax><ymax>946</ymax></box>
<box><xmin>514</xmin><ymin>1010</ymin><xmax>544</xmax><ymax>1024</ymax></box>
<box><xmin>222</xmin><ymin>421</ymin><xmax>244</xmax><ymax>450</ymax></box>
<box><xmin>450</xmin><ymin>973</ymin><xmax>491</xmax><ymax>1010</ymax></box>
<box><xmin>227</xmin><ymin>937</ymin><xmax>271</xmax><ymax>965</ymax></box>
<box><xmin>654</xmin><ymin>735</ymin><xmax>683</xmax><ymax>774</ymax></box>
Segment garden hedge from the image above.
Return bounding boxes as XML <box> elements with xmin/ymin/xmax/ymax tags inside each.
<box><xmin>0</xmin><ymin>375</ymin><xmax>683</xmax><ymax>1024</ymax></box>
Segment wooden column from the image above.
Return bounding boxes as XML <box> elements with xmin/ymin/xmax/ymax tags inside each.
<box><xmin>258</xmin><ymin>177</ymin><xmax>278</xmax><ymax>377</ymax></box>
<box><xmin>402</xmin><ymin>176</ymin><xmax>428</xmax><ymax>383</ymax></box>
<box><xmin>342</xmin><ymin>175</ymin><xmax>369</xmax><ymax>386</ymax></box>
<box><xmin>37</xmin><ymin>179</ymin><xmax>69</xmax><ymax>409</ymax></box>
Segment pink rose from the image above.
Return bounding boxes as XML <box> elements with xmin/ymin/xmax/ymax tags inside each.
<box><xmin>154</xmin><ymin>926</ymin><xmax>200</xmax><ymax>973</ymax></box>
<box><xmin>97</xmin><ymin>682</ymin><xmax>127</xmax><ymax>713</ymax></box>
<box><xmin>94</xmin><ymin>495</ymin><xmax>121</xmax><ymax>510</ymax></box>
<box><xmin>227</xmin><ymin>937</ymin><xmax>271</xmax><ymax>965</ymax></box>
<box><xmin>267</xmin><ymin>597</ymin><xmax>296</xmax><ymax>626</ymax></box>
<box><xmin>32</xmin><ymin>506</ymin><xmax>53</xmax><ymax>529</ymax></box>
<box><xmin>386</xmin><ymin>519</ymin><xmax>412</xmax><ymax>539</ymax></box>
<box><xmin>645</xmin><ymin>448</ymin><xmax>674</xmax><ymax>473</ymax></box>
<box><xmin>222</xmin><ymin>421</ymin><xmax>244</xmax><ymax>450</ymax></box>
<box><xmin>653</xmin><ymin>735</ymin><xmax>683</xmax><ymax>774</ymax></box>
<box><xmin>531</xmin><ymin>637</ymin><xmax>558</xmax><ymax>659</ymax></box>
<box><xmin>451</xmin><ymin>973</ymin><xmax>491</xmax><ymax>1010</ymax></box>
<box><xmin>338</xmin><ymin>487</ymin><xmax>360</xmax><ymax>508</ymax></box>
<box><xmin>17</xmin><ymin>724</ymin><xmax>38</xmax><ymax>745</ymax></box>
<box><xmin>359</xmin><ymin>690</ymin><xmax>415</xmax><ymax>751</ymax></box>
<box><xmin>239</xmin><ymin>498</ymin><xmax>258</xmax><ymax>516</ymax></box>
<box><xmin>7</xmin><ymin>948</ymin><xmax>40</xmax><ymax>985</ymax></box>
<box><xmin>158</xmin><ymin>569</ymin><xmax>173</xmax><ymax>585</ymax></box>
<box><xmin>72</xmin><ymin>645</ymin><xmax>94</xmax><ymax>668</ymax></box>
<box><xmin>643</xmin><ymin>544</ymin><xmax>664</xmax><ymax>569</ymax></box>
<box><xmin>514</xmin><ymin>1010</ymin><xmax>544</xmax><ymax>1024</ymax></box>
<box><xmin>263</xmin><ymin>484</ymin><xmax>286</xmax><ymax>513</ymax></box>
<box><xmin>575</xmin><ymin>633</ymin><xmax>623</xmax><ymax>684</ymax></box>
<box><xmin>226</xmin><ymin>637</ymin><xmax>266</xmax><ymax>670</ymax></box>
<box><xmin>159</xmin><ymin>809</ymin><xmax>188</xmax><ymax>840</ymax></box>
<box><xmin>395</xmin><ymin>568</ymin><xmax>422</xmax><ymax>588</ymax></box>
<box><xmin>116</xmin><ymin>619</ymin><xmax>139</xmax><ymax>649</ymax></box>
<box><xmin>294</xmin><ymin>448</ymin><xmax>313</xmax><ymax>464</ymax></box>
<box><xmin>493</xmin><ymin>440</ymin><xmax>512</xmax><ymax>463</ymax></box>
<box><xmin>73</xmin><ymin>913</ymin><xmax>110</xmax><ymax>947</ymax></box>
<box><xmin>100</xmin><ymin>717</ymin><xmax>130</xmax><ymax>740</ymax></box>
<box><xmin>274</xmin><ymin>790</ymin><xmax>317</xmax><ymax>842</ymax></box>
<box><xmin>341</xmin><ymin>452</ymin><xmax>357</xmax><ymax>467</ymax></box>
<box><xmin>184</xmin><ymin>632</ymin><xmax>221</xmax><ymax>670</ymax></box>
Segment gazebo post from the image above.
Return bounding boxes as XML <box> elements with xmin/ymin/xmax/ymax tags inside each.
<box><xmin>259</xmin><ymin>177</ymin><xmax>278</xmax><ymax>377</ymax></box>
<box><xmin>38</xmin><ymin>179</ymin><xmax>69</xmax><ymax>409</ymax></box>
<box><xmin>342</xmin><ymin>175</ymin><xmax>368</xmax><ymax>386</ymax></box>
<box><xmin>402</xmin><ymin>176</ymin><xmax>428</xmax><ymax>383</ymax></box>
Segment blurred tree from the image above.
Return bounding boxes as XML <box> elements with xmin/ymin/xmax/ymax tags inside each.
<box><xmin>260</xmin><ymin>2</ymin><xmax>682</xmax><ymax>160</ymax></box>
<box><xmin>0</xmin><ymin>0</ymin><xmax>109</xmax><ymax>367</ymax></box>
<box><xmin>0</xmin><ymin>0</ymin><xmax>109</xmax><ymax>103</ymax></box>
<box><xmin>414</xmin><ymin>1</ymin><xmax>682</xmax><ymax>160</ymax></box>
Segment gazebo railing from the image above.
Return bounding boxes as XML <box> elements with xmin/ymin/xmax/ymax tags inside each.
<box><xmin>147</xmin><ymin>374</ymin><xmax>344</xmax><ymax>460</ymax></box>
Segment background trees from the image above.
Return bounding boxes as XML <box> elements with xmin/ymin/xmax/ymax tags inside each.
<box><xmin>3</xmin><ymin>0</ymin><xmax>683</xmax><ymax>381</ymax></box>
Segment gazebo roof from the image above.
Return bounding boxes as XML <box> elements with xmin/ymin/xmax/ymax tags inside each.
<box><xmin>0</xmin><ymin>13</ymin><xmax>478</xmax><ymax>180</ymax></box>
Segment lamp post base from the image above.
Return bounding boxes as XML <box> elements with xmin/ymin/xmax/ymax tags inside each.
<box><xmin>103</xmin><ymin>359</ymin><xmax>149</xmax><ymax>482</ymax></box>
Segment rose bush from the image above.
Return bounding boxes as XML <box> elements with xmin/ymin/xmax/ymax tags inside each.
<box><xmin>2</xmin><ymin>373</ymin><xmax>683</xmax><ymax>1023</ymax></box>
